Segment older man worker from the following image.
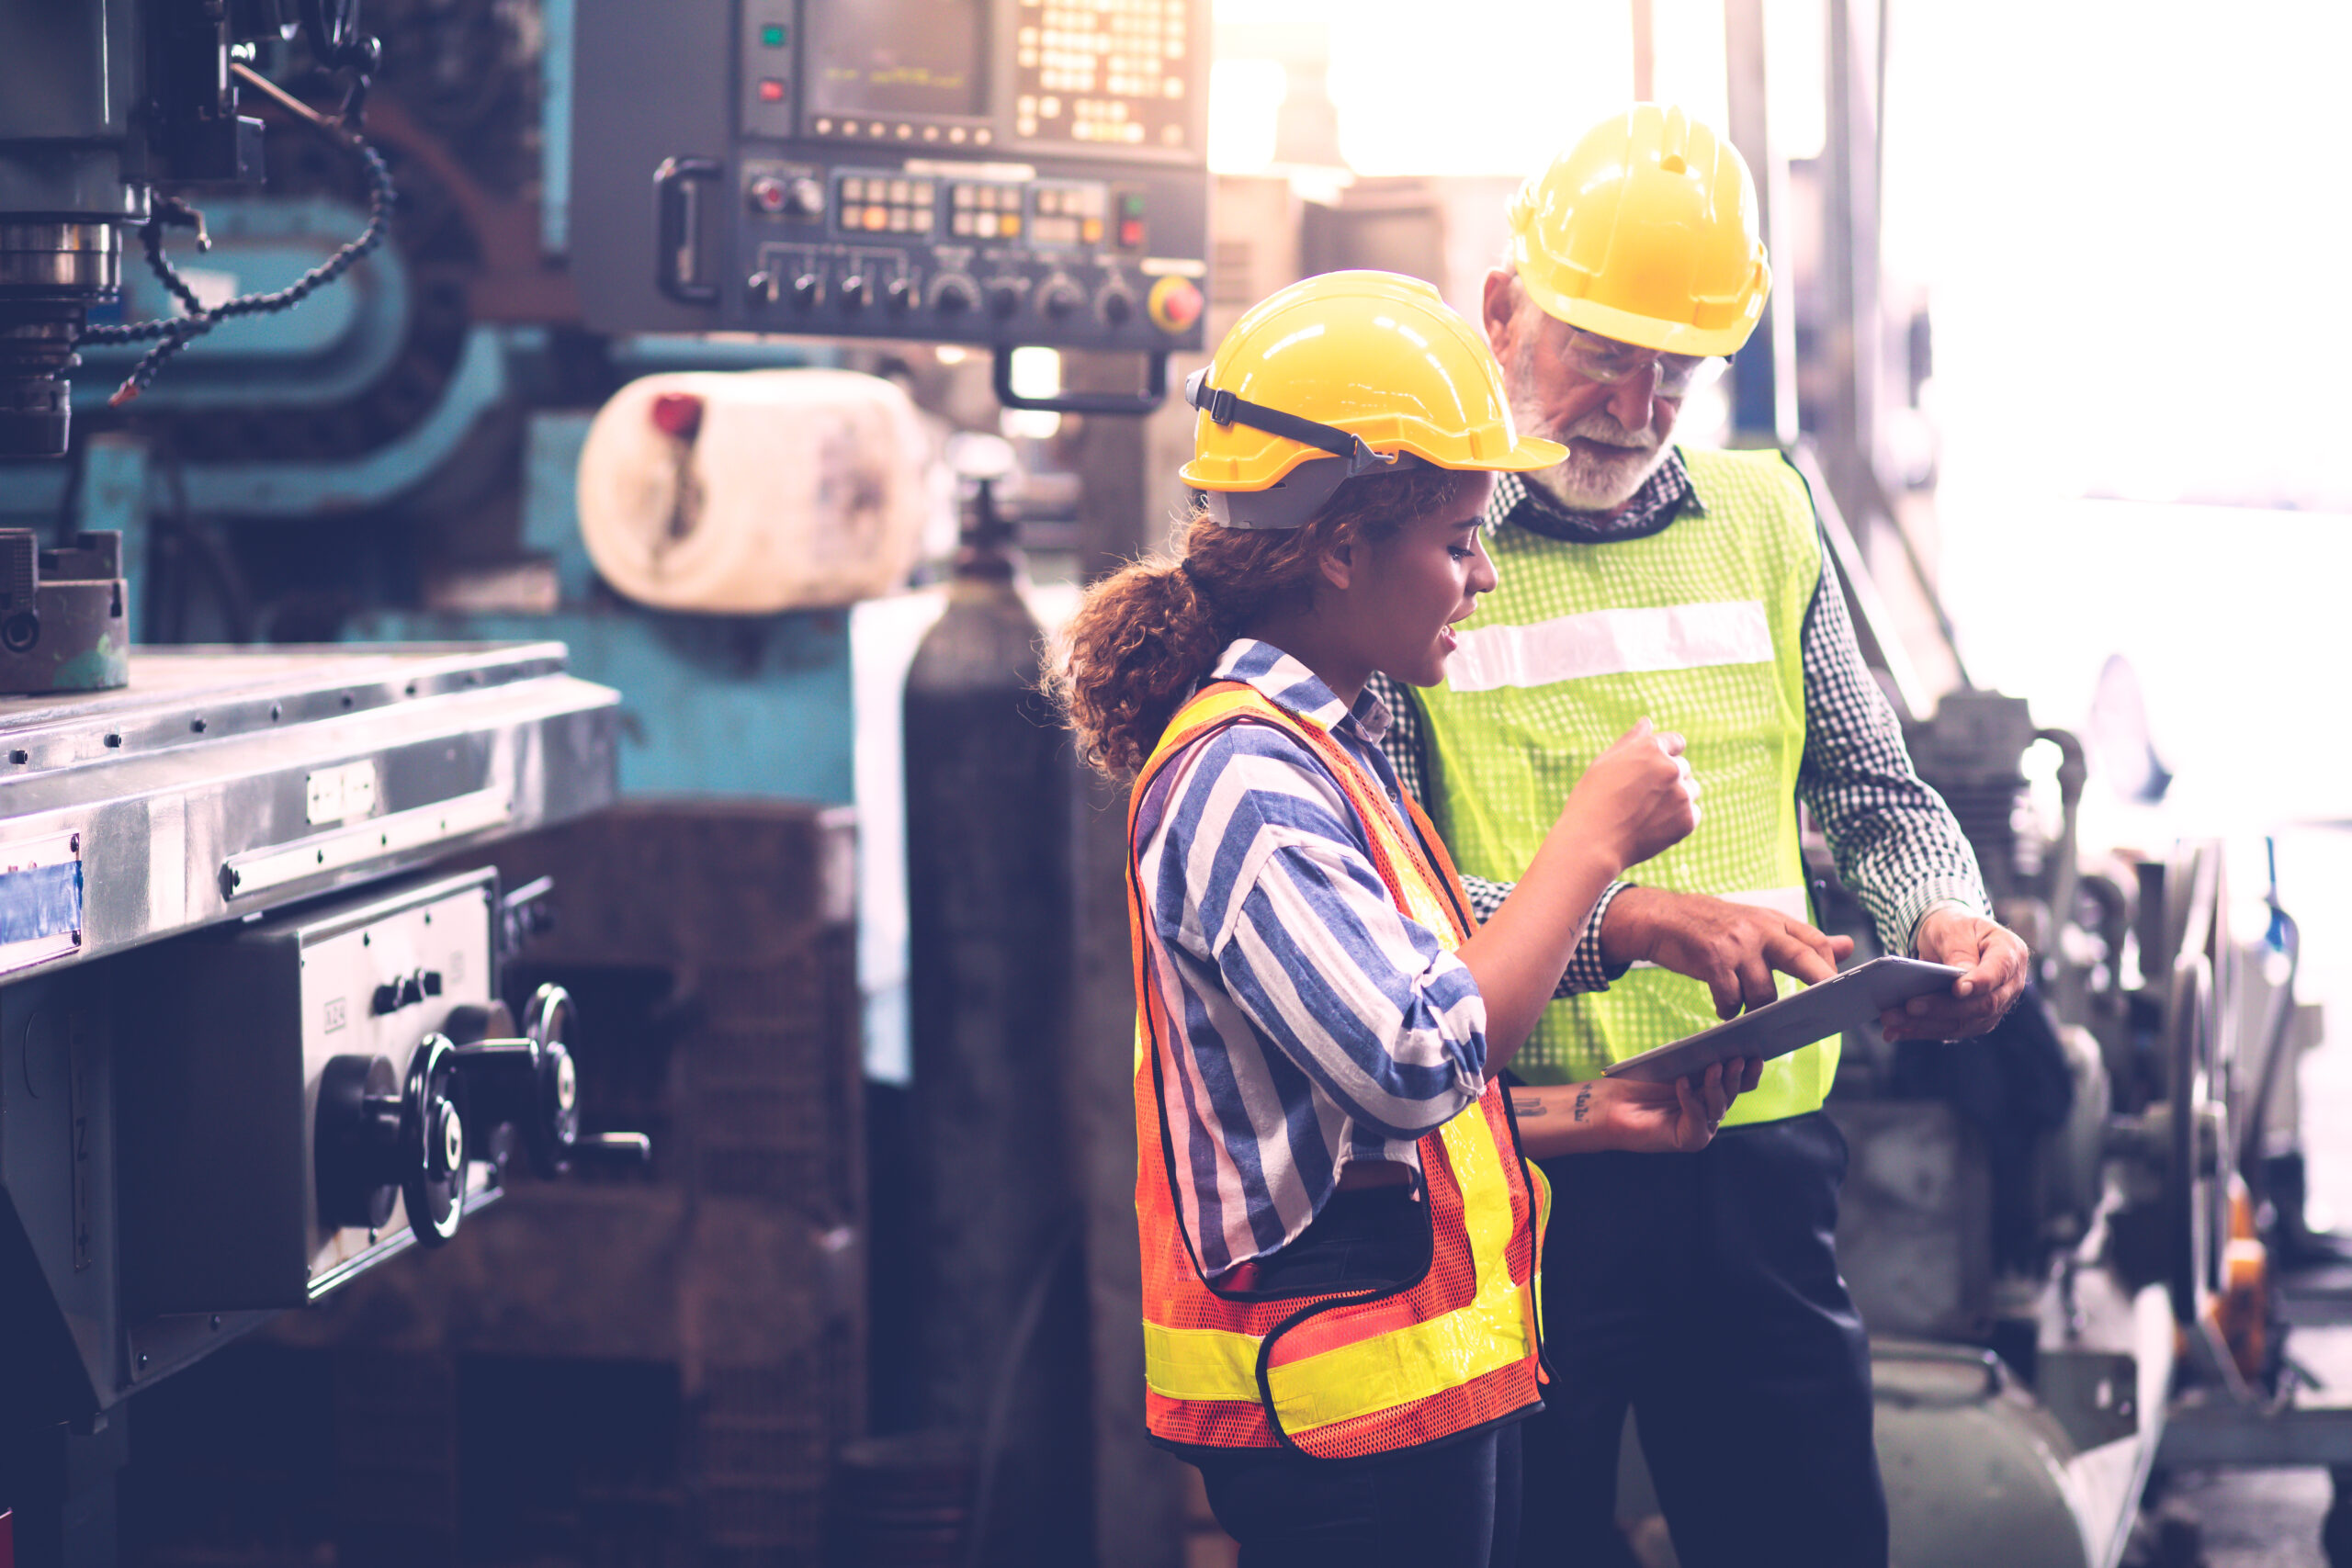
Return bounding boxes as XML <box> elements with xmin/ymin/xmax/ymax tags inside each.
<box><xmin>1365</xmin><ymin>106</ymin><xmax>2030</xmax><ymax>1567</ymax></box>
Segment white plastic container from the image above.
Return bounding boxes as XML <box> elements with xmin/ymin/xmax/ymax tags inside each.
<box><xmin>577</xmin><ymin>368</ymin><xmax>931</xmax><ymax>614</ymax></box>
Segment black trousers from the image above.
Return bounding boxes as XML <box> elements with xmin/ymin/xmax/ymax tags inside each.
<box><xmin>1520</xmin><ymin>1111</ymin><xmax>1886</xmax><ymax>1568</ymax></box>
<box><xmin>1195</xmin><ymin>1420</ymin><xmax>1523</xmax><ymax>1568</ymax></box>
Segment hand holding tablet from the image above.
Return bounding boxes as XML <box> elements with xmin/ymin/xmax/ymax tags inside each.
<box><xmin>1601</xmin><ymin>956</ymin><xmax>1966</xmax><ymax>1086</ymax></box>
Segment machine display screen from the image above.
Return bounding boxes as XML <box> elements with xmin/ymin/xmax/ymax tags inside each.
<box><xmin>806</xmin><ymin>0</ymin><xmax>987</xmax><ymax>118</ymax></box>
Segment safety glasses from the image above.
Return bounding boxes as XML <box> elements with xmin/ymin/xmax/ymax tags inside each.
<box><xmin>1555</xmin><ymin>325</ymin><xmax>1724</xmax><ymax>398</ymax></box>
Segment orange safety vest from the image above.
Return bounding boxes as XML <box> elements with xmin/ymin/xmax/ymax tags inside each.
<box><xmin>1126</xmin><ymin>680</ymin><xmax>1550</xmax><ymax>1460</ymax></box>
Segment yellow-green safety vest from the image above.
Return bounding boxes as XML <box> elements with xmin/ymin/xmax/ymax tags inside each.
<box><xmin>1416</xmin><ymin>446</ymin><xmax>1826</xmax><ymax>1126</ymax></box>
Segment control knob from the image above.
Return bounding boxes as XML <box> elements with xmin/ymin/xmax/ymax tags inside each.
<box><xmin>933</xmin><ymin>275</ymin><xmax>978</xmax><ymax>315</ymax></box>
<box><xmin>791</xmin><ymin>272</ymin><xmax>824</xmax><ymax>309</ymax></box>
<box><xmin>839</xmin><ymin>272</ymin><xmax>875</xmax><ymax>310</ymax></box>
<box><xmin>1100</xmin><ymin>288</ymin><xmax>1135</xmax><ymax>327</ymax></box>
<box><xmin>985</xmin><ymin>279</ymin><xmax>1023</xmax><ymax>320</ymax></box>
<box><xmin>886</xmin><ymin>276</ymin><xmax>917</xmax><ymax>313</ymax></box>
<box><xmin>1039</xmin><ymin>278</ymin><xmax>1084</xmax><ymax>322</ymax></box>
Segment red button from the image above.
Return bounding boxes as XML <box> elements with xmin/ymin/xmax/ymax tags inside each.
<box><xmin>650</xmin><ymin>391</ymin><xmax>704</xmax><ymax>439</ymax></box>
<box><xmin>757</xmin><ymin>78</ymin><xmax>786</xmax><ymax>102</ymax></box>
<box><xmin>1147</xmin><ymin>276</ymin><xmax>1203</xmax><ymax>334</ymax></box>
<box><xmin>1119</xmin><ymin>218</ymin><xmax>1146</xmax><ymax>248</ymax></box>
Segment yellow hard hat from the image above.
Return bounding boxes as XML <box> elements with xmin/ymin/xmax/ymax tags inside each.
<box><xmin>1508</xmin><ymin>104</ymin><xmax>1770</xmax><ymax>358</ymax></box>
<box><xmin>1179</xmin><ymin>270</ymin><xmax>1565</xmax><ymax>530</ymax></box>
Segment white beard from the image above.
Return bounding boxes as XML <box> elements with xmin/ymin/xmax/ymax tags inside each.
<box><xmin>1510</xmin><ymin>338</ymin><xmax>1679</xmax><ymax>512</ymax></box>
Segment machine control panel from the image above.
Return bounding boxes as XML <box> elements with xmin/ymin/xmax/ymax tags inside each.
<box><xmin>574</xmin><ymin>0</ymin><xmax>1209</xmax><ymax>355</ymax></box>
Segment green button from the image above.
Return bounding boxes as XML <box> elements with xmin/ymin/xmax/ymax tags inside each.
<box><xmin>1122</xmin><ymin>192</ymin><xmax>1146</xmax><ymax>217</ymax></box>
<box><xmin>760</xmin><ymin>22</ymin><xmax>787</xmax><ymax>46</ymax></box>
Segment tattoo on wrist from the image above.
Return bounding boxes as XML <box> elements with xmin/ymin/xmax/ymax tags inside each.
<box><xmin>1573</xmin><ymin>1086</ymin><xmax>1592</xmax><ymax>1123</ymax></box>
<box><xmin>1510</xmin><ymin>1093</ymin><xmax>1547</xmax><ymax>1118</ymax></box>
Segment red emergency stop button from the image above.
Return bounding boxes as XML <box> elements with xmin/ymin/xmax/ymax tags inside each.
<box><xmin>1147</xmin><ymin>276</ymin><xmax>1204</xmax><ymax>336</ymax></box>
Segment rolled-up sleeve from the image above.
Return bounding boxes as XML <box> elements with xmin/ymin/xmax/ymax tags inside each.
<box><xmin>1160</xmin><ymin>727</ymin><xmax>1487</xmax><ymax>1142</ymax></box>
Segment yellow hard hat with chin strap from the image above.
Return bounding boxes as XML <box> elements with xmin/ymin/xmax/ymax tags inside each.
<box><xmin>1508</xmin><ymin>103</ymin><xmax>1770</xmax><ymax>359</ymax></box>
<box><xmin>1179</xmin><ymin>270</ymin><xmax>1565</xmax><ymax>530</ymax></box>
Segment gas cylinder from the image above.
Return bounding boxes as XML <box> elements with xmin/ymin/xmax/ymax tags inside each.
<box><xmin>901</xmin><ymin>471</ymin><xmax>1091</xmax><ymax>1564</ymax></box>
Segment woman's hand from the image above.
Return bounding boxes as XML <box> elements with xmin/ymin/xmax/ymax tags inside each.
<box><xmin>1558</xmin><ymin>719</ymin><xmax>1701</xmax><ymax>871</ymax></box>
<box><xmin>1458</xmin><ymin>720</ymin><xmax>1699</xmax><ymax>1070</ymax></box>
<box><xmin>1509</xmin><ymin>1058</ymin><xmax>1760</xmax><ymax>1158</ymax></box>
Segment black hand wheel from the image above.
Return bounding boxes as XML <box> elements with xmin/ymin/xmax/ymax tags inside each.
<box><xmin>523</xmin><ymin>984</ymin><xmax>582</xmax><ymax>1177</ymax></box>
<box><xmin>400</xmin><ymin>1033</ymin><xmax>468</xmax><ymax>1247</ymax></box>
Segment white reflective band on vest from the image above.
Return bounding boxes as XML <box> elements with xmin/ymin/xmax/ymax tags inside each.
<box><xmin>1444</xmin><ymin>600</ymin><xmax>1773</xmax><ymax>694</ymax></box>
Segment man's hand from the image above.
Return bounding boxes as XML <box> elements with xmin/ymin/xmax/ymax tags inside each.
<box><xmin>1881</xmin><ymin>907</ymin><xmax>2030</xmax><ymax>1042</ymax></box>
<box><xmin>1600</xmin><ymin>886</ymin><xmax>1854</xmax><ymax>1020</ymax></box>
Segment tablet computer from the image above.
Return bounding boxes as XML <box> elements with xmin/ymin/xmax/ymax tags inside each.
<box><xmin>1600</xmin><ymin>956</ymin><xmax>1965</xmax><ymax>1085</ymax></box>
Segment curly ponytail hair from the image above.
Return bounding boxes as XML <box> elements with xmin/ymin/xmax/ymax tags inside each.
<box><xmin>1051</xmin><ymin>463</ymin><xmax>1467</xmax><ymax>779</ymax></box>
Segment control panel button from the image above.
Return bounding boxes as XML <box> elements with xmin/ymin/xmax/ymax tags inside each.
<box><xmin>792</xmin><ymin>272</ymin><xmax>825</xmax><ymax>308</ymax></box>
<box><xmin>748</xmin><ymin>173</ymin><xmax>824</xmax><ymax>218</ymax></box>
<box><xmin>1147</xmin><ymin>276</ymin><xmax>1204</xmax><ymax>335</ymax></box>
<box><xmin>886</xmin><ymin>276</ymin><xmax>917</xmax><ymax>312</ymax></box>
<box><xmin>759</xmin><ymin>22</ymin><xmax>787</xmax><ymax>47</ymax></box>
<box><xmin>840</xmin><ymin>273</ymin><xmax>874</xmax><ymax>310</ymax></box>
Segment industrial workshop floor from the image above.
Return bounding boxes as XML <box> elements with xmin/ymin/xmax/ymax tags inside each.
<box><xmin>2160</xmin><ymin>1461</ymin><xmax>2331</xmax><ymax>1568</ymax></box>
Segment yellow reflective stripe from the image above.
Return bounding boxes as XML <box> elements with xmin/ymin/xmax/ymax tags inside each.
<box><xmin>1142</xmin><ymin>1094</ymin><xmax>1532</xmax><ymax>1434</ymax></box>
<box><xmin>1142</xmin><ymin>1318</ymin><xmax>1260</xmax><ymax>1404</ymax></box>
<box><xmin>1270</xmin><ymin>1282</ymin><xmax>1531</xmax><ymax>1430</ymax></box>
<box><xmin>1143</xmin><ymin>1280</ymin><xmax>1534</xmax><ymax>1431</ymax></box>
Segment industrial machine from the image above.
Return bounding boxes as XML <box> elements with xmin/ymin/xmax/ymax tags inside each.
<box><xmin>1</xmin><ymin>0</ymin><xmax>1212</xmax><ymax>1558</ymax></box>
<box><xmin>1764</xmin><ymin>673</ymin><xmax>2350</xmax><ymax>1568</ymax></box>
<box><xmin>570</xmin><ymin>0</ymin><xmax>1212</xmax><ymax>411</ymax></box>
<box><xmin>0</xmin><ymin>643</ymin><xmax>634</xmax><ymax>1558</ymax></box>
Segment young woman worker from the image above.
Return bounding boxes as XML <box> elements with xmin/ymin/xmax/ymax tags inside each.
<box><xmin>1052</xmin><ymin>270</ymin><xmax>1761</xmax><ymax>1567</ymax></box>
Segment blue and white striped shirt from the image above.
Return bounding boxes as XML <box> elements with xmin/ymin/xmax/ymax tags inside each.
<box><xmin>1134</xmin><ymin>639</ymin><xmax>1488</xmax><ymax>1278</ymax></box>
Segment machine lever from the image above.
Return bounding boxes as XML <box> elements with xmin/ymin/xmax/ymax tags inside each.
<box><xmin>990</xmin><ymin>346</ymin><xmax>1169</xmax><ymax>415</ymax></box>
<box><xmin>571</xmin><ymin>1132</ymin><xmax>654</xmax><ymax>1170</ymax></box>
<box><xmin>653</xmin><ymin>156</ymin><xmax>724</xmax><ymax>305</ymax></box>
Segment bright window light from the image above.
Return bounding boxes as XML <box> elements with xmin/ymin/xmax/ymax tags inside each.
<box><xmin>1208</xmin><ymin>59</ymin><xmax>1287</xmax><ymax>174</ymax></box>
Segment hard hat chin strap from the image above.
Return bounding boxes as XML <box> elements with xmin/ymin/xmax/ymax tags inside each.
<box><xmin>1184</xmin><ymin>368</ymin><xmax>1403</xmax><ymax>479</ymax></box>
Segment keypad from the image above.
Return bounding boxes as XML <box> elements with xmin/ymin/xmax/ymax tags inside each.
<box><xmin>1030</xmin><ymin>186</ymin><xmax>1107</xmax><ymax>246</ymax></box>
<box><xmin>1014</xmin><ymin>0</ymin><xmax>1190</xmax><ymax>150</ymax></box>
<box><xmin>836</xmin><ymin>175</ymin><xmax>936</xmax><ymax>235</ymax></box>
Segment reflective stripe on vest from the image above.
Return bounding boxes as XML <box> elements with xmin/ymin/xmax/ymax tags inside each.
<box><xmin>1127</xmin><ymin>681</ymin><xmax>1549</xmax><ymax>1458</ymax></box>
<box><xmin>1417</xmin><ymin>447</ymin><xmax>1826</xmax><ymax>1124</ymax></box>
